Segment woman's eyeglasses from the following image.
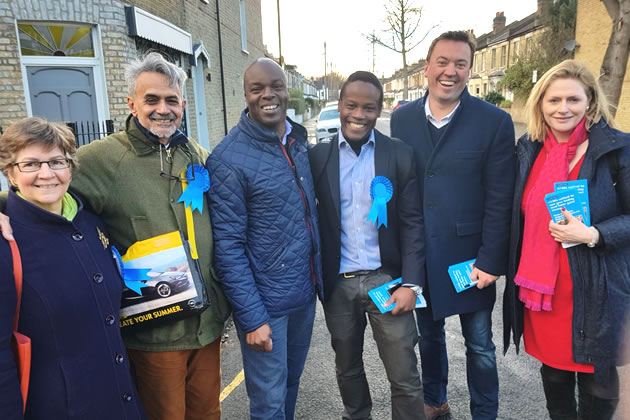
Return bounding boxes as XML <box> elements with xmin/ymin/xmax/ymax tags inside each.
<box><xmin>12</xmin><ymin>158</ymin><xmax>71</xmax><ymax>172</ymax></box>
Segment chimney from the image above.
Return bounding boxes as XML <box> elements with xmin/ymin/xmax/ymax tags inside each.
<box><xmin>537</xmin><ymin>0</ymin><xmax>551</xmax><ymax>16</ymax></box>
<box><xmin>466</xmin><ymin>29</ymin><xmax>476</xmax><ymax>40</ymax></box>
<box><xmin>493</xmin><ymin>12</ymin><xmax>506</xmax><ymax>34</ymax></box>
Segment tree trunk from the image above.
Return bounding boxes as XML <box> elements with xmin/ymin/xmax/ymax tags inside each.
<box><xmin>402</xmin><ymin>52</ymin><xmax>409</xmax><ymax>100</ymax></box>
<box><xmin>599</xmin><ymin>0</ymin><xmax>630</xmax><ymax>116</ymax></box>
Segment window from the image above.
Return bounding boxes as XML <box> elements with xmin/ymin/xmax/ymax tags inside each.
<box><xmin>474</xmin><ymin>54</ymin><xmax>478</xmax><ymax>72</ymax></box>
<box><xmin>483</xmin><ymin>83</ymin><xmax>488</xmax><ymax>95</ymax></box>
<box><xmin>513</xmin><ymin>40</ymin><xmax>519</xmax><ymax>63</ymax></box>
<box><xmin>526</xmin><ymin>37</ymin><xmax>533</xmax><ymax>55</ymax></box>
<box><xmin>500</xmin><ymin>45</ymin><xmax>506</xmax><ymax>67</ymax></box>
<box><xmin>481</xmin><ymin>52</ymin><xmax>486</xmax><ymax>71</ymax></box>
<box><xmin>239</xmin><ymin>0</ymin><xmax>248</xmax><ymax>53</ymax></box>
<box><xmin>18</xmin><ymin>23</ymin><xmax>95</xmax><ymax>57</ymax></box>
<box><xmin>491</xmin><ymin>48</ymin><xmax>496</xmax><ymax>69</ymax></box>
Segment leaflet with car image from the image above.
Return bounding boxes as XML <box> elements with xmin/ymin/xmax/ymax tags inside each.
<box><xmin>118</xmin><ymin>231</ymin><xmax>209</xmax><ymax>330</ymax></box>
<box><xmin>448</xmin><ymin>259</ymin><xmax>478</xmax><ymax>293</ymax></box>
<box><xmin>368</xmin><ymin>277</ymin><xmax>427</xmax><ymax>314</ymax></box>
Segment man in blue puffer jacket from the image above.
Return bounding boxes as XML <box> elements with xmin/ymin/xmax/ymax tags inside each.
<box><xmin>206</xmin><ymin>58</ymin><xmax>323</xmax><ymax>420</ymax></box>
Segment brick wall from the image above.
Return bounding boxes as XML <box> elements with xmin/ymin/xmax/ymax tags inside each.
<box><xmin>575</xmin><ymin>0</ymin><xmax>630</xmax><ymax>131</ymax></box>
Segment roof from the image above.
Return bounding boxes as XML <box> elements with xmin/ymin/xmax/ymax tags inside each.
<box><xmin>474</xmin><ymin>11</ymin><xmax>542</xmax><ymax>51</ymax></box>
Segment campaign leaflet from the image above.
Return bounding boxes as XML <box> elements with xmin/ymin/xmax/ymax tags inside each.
<box><xmin>554</xmin><ymin>180</ymin><xmax>590</xmax><ymax>226</ymax></box>
<box><xmin>368</xmin><ymin>277</ymin><xmax>427</xmax><ymax>314</ymax></box>
<box><xmin>544</xmin><ymin>189</ymin><xmax>587</xmax><ymax>248</ymax></box>
<box><xmin>448</xmin><ymin>259</ymin><xmax>478</xmax><ymax>293</ymax></box>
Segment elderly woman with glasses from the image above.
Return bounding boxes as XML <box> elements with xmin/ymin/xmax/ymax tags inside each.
<box><xmin>0</xmin><ymin>117</ymin><xmax>145</xmax><ymax>420</ymax></box>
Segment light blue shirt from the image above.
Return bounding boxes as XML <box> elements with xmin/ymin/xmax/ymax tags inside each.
<box><xmin>338</xmin><ymin>130</ymin><xmax>382</xmax><ymax>274</ymax></box>
<box><xmin>280</xmin><ymin>119</ymin><xmax>292</xmax><ymax>145</ymax></box>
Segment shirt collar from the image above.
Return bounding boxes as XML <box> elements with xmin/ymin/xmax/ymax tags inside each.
<box><xmin>424</xmin><ymin>97</ymin><xmax>460</xmax><ymax>127</ymax></box>
<box><xmin>280</xmin><ymin>119</ymin><xmax>293</xmax><ymax>145</ymax></box>
<box><xmin>338</xmin><ymin>129</ymin><xmax>375</xmax><ymax>150</ymax></box>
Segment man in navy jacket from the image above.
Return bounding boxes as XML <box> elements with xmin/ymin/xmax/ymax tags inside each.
<box><xmin>207</xmin><ymin>58</ymin><xmax>323</xmax><ymax>420</ymax></box>
<box><xmin>391</xmin><ymin>31</ymin><xmax>515</xmax><ymax>420</ymax></box>
<box><xmin>310</xmin><ymin>71</ymin><xmax>425</xmax><ymax>419</ymax></box>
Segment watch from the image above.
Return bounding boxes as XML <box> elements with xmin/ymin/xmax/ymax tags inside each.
<box><xmin>587</xmin><ymin>227</ymin><xmax>599</xmax><ymax>248</ymax></box>
<box><xmin>402</xmin><ymin>284</ymin><xmax>423</xmax><ymax>297</ymax></box>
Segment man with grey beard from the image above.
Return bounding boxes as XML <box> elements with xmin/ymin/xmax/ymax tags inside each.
<box><xmin>0</xmin><ymin>52</ymin><xmax>230</xmax><ymax>420</ymax></box>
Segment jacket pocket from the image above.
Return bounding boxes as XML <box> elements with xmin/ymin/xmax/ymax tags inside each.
<box><xmin>456</xmin><ymin>220</ymin><xmax>483</xmax><ymax>236</ymax></box>
<box><xmin>130</xmin><ymin>216</ymin><xmax>151</xmax><ymax>242</ymax></box>
<box><xmin>455</xmin><ymin>150</ymin><xmax>483</xmax><ymax>160</ymax></box>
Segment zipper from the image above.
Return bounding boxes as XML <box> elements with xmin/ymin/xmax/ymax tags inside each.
<box><xmin>279</xmin><ymin>138</ymin><xmax>317</xmax><ymax>287</ymax></box>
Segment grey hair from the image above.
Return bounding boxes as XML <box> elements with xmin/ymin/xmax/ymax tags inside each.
<box><xmin>125</xmin><ymin>52</ymin><xmax>187</xmax><ymax>97</ymax></box>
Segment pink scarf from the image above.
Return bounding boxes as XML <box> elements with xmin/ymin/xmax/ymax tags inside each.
<box><xmin>515</xmin><ymin>119</ymin><xmax>588</xmax><ymax>311</ymax></box>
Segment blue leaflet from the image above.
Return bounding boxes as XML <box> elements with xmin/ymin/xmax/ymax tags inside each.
<box><xmin>448</xmin><ymin>259</ymin><xmax>478</xmax><ymax>293</ymax></box>
<box><xmin>367</xmin><ymin>176</ymin><xmax>393</xmax><ymax>228</ymax></box>
<box><xmin>368</xmin><ymin>277</ymin><xmax>427</xmax><ymax>314</ymax></box>
<box><xmin>553</xmin><ymin>180</ymin><xmax>590</xmax><ymax>226</ymax></box>
<box><xmin>177</xmin><ymin>164</ymin><xmax>210</xmax><ymax>214</ymax></box>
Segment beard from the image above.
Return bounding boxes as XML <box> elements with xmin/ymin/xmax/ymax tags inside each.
<box><xmin>148</xmin><ymin>111</ymin><xmax>178</xmax><ymax>140</ymax></box>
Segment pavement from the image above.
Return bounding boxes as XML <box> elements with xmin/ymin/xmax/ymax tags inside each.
<box><xmin>219</xmin><ymin>113</ymin><xmax>629</xmax><ymax>419</ymax></box>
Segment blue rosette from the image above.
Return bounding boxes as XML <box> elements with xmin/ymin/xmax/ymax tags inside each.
<box><xmin>112</xmin><ymin>245</ymin><xmax>152</xmax><ymax>295</ymax></box>
<box><xmin>177</xmin><ymin>164</ymin><xmax>210</xmax><ymax>214</ymax></box>
<box><xmin>367</xmin><ymin>176</ymin><xmax>393</xmax><ymax>228</ymax></box>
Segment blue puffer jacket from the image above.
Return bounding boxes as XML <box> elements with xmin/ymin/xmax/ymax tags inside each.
<box><xmin>503</xmin><ymin>120</ymin><xmax>630</xmax><ymax>383</ymax></box>
<box><xmin>207</xmin><ymin>110</ymin><xmax>323</xmax><ymax>333</ymax></box>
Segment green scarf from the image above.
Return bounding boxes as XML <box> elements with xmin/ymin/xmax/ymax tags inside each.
<box><xmin>16</xmin><ymin>192</ymin><xmax>78</xmax><ymax>221</ymax></box>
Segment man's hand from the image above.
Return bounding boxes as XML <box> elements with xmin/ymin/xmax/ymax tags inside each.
<box><xmin>384</xmin><ymin>287</ymin><xmax>417</xmax><ymax>315</ymax></box>
<box><xmin>471</xmin><ymin>267</ymin><xmax>499</xmax><ymax>289</ymax></box>
<box><xmin>549</xmin><ymin>209</ymin><xmax>592</xmax><ymax>244</ymax></box>
<box><xmin>246</xmin><ymin>323</ymin><xmax>273</xmax><ymax>352</ymax></box>
<box><xmin>0</xmin><ymin>212</ymin><xmax>13</xmax><ymax>241</ymax></box>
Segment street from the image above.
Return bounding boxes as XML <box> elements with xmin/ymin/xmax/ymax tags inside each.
<box><xmin>220</xmin><ymin>114</ymin><xmax>629</xmax><ymax>419</ymax></box>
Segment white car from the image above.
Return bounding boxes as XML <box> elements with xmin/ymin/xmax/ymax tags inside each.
<box><xmin>316</xmin><ymin>108</ymin><xmax>341</xmax><ymax>142</ymax></box>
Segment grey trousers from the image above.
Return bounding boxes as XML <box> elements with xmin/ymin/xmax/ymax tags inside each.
<box><xmin>323</xmin><ymin>271</ymin><xmax>425</xmax><ymax>420</ymax></box>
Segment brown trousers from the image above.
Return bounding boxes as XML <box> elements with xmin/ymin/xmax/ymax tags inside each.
<box><xmin>127</xmin><ymin>338</ymin><xmax>221</xmax><ymax>420</ymax></box>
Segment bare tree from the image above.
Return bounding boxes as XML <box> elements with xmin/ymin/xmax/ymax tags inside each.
<box><xmin>599</xmin><ymin>0</ymin><xmax>630</xmax><ymax>116</ymax></box>
<box><xmin>366</xmin><ymin>0</ymin><xmax>437</xmax><ymax>100</ymax></box>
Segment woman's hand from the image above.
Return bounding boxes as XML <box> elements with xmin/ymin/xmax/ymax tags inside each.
<box><xmin>0</xmin><ymin>212</ymin><xmax>13</xmax><ymax>241</ymax></box>
<box><xmin>549</xmin><ymin>208</ymin><xmax>594</xmax><ymax>244</ymax></box>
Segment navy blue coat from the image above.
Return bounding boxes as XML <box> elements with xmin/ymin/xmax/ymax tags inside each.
<box><xmin>503</xmin><ymin>121</ymin><xmax>630</xmax><ymax>382</ymax></box>
<box><xmin>0</xmin><ymin>191</ymin><xmax>145</xmax><ymax>420</ymax></box>
<box><xmin>309</xmin><ymin>130</ymin><xmax>425</xmax><ymax>301</ymax></box>
<box><xmin>391</xmin><ymin>90</ymin><xmax>516</xmax><ymax>319</ymax></box>
<box><xmin>207</xmin><ymin>111</ymin><xmax>323</xmax><ymax>334</ymax></box>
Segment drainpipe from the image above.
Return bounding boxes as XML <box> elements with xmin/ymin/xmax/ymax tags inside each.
<box><xmin>216</xmin><ymin>0</ymin><xmax>229</xmax><ymax>136</ymax></box>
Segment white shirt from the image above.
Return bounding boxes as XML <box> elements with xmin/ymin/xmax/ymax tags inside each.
<box><xmin>424</xmin><ymin>97</ymin><xmax>460</xmax><ymax>129</ymax></box>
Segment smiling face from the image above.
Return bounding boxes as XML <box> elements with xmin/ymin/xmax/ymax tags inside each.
<box><xmin>244</xmin><ymin>59</ymin><xmax>289</xmax><ymax>134</ymax></box>
<box><xmin>425</xmin><ymin>39</ymin><xmax>472</xmax><ymax>107</ymax></box>
<box><xmin>9</xmin><ymin>144</ymin><xmax>71</xmax><ymax>214</ymax></box>
<box><xmin>338</xmin><ymin>80</ymin><xmax>382</xmax><ymax>141</ymax></box>
<box><xmin>127</xmin><ymin>71</ymin><xmax>186</xmax><ymax>143</ymax></box>
<box><xmin>541</xmin><ymin>78</ymin><xmax>589</xmax><ymax>142</ymax></box>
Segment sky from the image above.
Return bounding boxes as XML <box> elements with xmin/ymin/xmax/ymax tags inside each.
<box><xmin>260</xmin><ymin>0</ymin><xmax>538</xmax><ymax>79</ymax></box>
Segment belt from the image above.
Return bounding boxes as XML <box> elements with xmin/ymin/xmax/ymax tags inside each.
<box><xmin>340</xmin><ymin>269</ymin><xmax>378</xmax><ymax>279</ymax></box>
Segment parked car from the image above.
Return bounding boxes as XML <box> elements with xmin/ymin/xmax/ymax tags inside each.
<box><xmin>393</xmin><ymin>100</ymin><xmax>410</xmax><ymax>111</ymax></box>
<box><xmin>316</xmin><ymin>108</ymin><xmax>341</xmax><ymax>143</ymax></box>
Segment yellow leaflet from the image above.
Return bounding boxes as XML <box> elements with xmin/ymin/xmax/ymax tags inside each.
<box><xmin>122</xmin><ymin>231</ymin><xmax>182</xmax><ymax>262</ymax></box>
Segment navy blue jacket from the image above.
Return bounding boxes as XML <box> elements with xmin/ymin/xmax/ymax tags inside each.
<box><xmin>309</xmin><ymin>130</ymin><xmax>425</xmax><ymax>301</ymax></box>
<box><xmin>0</xmin><ymin>191</ymin><xmax>145</xmax><ymax>420</ymax></box>
<box><xmin>207</xmin><ymin>111</ymin><xmax>323</xmax><ymax>333</ymax></box>
<box><xmin>391</xmin><ymin>90</ymin><xmax>516</xmax><ymax>319</ymax></box>
<box><xmin>503</xmin><ymin>121</ymin><xmax>630</xmax><ymax>382</ymax></box>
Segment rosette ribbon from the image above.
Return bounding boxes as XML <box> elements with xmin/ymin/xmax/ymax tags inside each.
<box><xmin>367</xmin><ymin>176</ymin><xmax>393</xmax><ymax>228</ymax></box>
<box><xmin>112</xmin><ymin>246</ymin><xmax>152</xmax><ymax>295</ymax></box>
<box><xmin>177</xmin><ymin>164</ymin><xmax>210</xmax><ymax>214</ymax></box>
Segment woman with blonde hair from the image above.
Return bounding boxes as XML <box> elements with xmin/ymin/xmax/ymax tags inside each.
<box><xmin>0</xmin><ymin>117</ymin><xmax>145</xmax><ymax>419</ymax></box>
<box><xmin>503</xmin><ymin>60</ymin><xmax>629</xmax><ymax>419</ymax></box>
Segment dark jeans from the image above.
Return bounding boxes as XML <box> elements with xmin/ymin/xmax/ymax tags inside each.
<box><xmin>235</xmin><ymin>297</ymin><xmax>316</xmax><ymax>420</ymax></box>
<box><xmin>416</xmin><ymin>307</ymin><xmax>498</xmax><ymax>420</ymax></box>
<box><xmin>323</xmin><ymin>271</ymin><xmax>424</xmax><ymax>420</ymax></box>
